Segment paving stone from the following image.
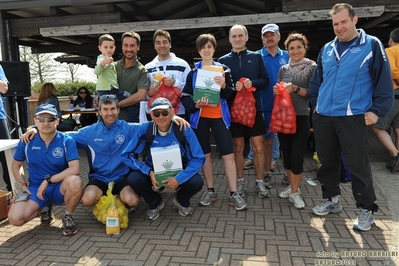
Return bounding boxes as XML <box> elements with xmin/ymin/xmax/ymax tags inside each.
<box><xmin>0</xmin><ymin>136</ymin><xmax>397</xmax><ymax>265</ymax></box>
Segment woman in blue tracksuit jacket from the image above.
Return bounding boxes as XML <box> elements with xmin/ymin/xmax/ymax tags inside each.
<box><xmin>308</xmin><ymin>26</ymin><xmax>393</xmax><ymax>218</ymax></box>
<box><xmin>180</xmin><ymin>34</ymin><xmax>247</xmax><ymax>211</ymax></box>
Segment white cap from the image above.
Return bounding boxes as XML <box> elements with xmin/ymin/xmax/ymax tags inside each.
<box><xmin>261</xmin><ymin>24</ymin><xmax>280</xmax><ymax>36</ymax></box>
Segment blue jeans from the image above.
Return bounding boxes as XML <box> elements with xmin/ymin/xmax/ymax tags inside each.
<box><xmin>127</xmin><ymin>170</ymin><xmax>203</xmax><ymax>209</ymax></box>
<box><xmin>247</xmin><ymin>133</ymin><xmax>280</xmax><ymax>160</ymax></box>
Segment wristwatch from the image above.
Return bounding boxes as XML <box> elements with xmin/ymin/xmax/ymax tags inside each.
<box><xmin>45</xmin><ymin>174</ymin><xmax>52</xmax><ymax>184</ymax></box>
<box><xmin>294</xmin><ymin>86</ymin><xmax>300</xmax><ymax>93</ymax></box>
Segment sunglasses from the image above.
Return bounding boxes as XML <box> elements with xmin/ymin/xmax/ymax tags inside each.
<box><xmin>36</xmin><ymin>116</ymin><xmax>57</xmax><ymax>122</ymax></box>
<box><xmin>79</xmin><ymin>91</ymin><xmax>87</xmax><ymax>94</ymax></box>
<box><xmin>100</xmin><ymin>94</ymin><xmax>116</xmax><ymax>100</ymax></box>
<box><xmin>152</xmin><ymin>110</ymin><xmax>170</xmax><ymax>117</ymax></box>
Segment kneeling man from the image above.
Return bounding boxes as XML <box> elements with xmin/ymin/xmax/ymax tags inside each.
<box><xmin>8</xmin><ymin>103</ymin><xmax>83</xmax><ymax>236</ymax></box>
<box><xmin>122</xmin><ymin>98</ymin><xmax>204</xmax><ymax>220</ymax></box>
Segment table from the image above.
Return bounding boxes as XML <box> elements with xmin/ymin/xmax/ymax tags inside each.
<box><xmin>0</xmin><ymin>139</ymin><xmax>20</xmax><ymax>194</ymax></box>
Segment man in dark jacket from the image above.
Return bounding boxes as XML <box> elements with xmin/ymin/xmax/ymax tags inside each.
<box><xmin>218</xmin><ymin>24</ymin><xmax>270</xmax><ymax>200</ymax></box>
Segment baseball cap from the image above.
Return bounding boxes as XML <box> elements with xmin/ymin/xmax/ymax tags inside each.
<box><xmin>261</xmin><ymin>24</ymin><xmax>279</xmax><ymax>35</ymax></box>
<box><xmin>35</xmin><ymin>103</ymin><xmax>58</xmax><ymax>116</ymax></box>
<box><xmin>150</xmin><ymin>97</ymin><xmax>172</xmax><ymax>112</ymax></box>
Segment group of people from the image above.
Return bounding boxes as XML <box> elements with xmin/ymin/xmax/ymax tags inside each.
<box><xmin>1</xmin><ymin>2</ymin><xmax>398</xmax><ymax>235</ymax></box>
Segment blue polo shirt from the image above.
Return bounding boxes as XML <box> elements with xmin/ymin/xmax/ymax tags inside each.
<box><xmin>258</xmin><ymin>47</ymin><xmax>289</xmax><ymax>112</ymax></box>
<box><xmin>14</xmin><ymin>132</ymin><xmax>79</xmax><ymax>186</ymax></box>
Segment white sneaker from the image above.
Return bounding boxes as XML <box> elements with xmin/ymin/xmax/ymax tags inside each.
<box><xmin>289</xmin><ymin>192</ymin><xmax>305</xmax><ymax>209</ymax></box>
<box><xmin>279</xmin><ymin>185</ymin><xmax>291</xmax><ymax>198</ymax></box>
<box><xmin>312</xmin><ymin>199</ymin><xmax>342</xmax><ymax>216</ymax></box>
<box><xmin>255</xmin><ymin>181</ymin><xmax>270</xmax><ymax>198</ymax></box>
<box><xmin>237</xmin><ymin>179</ymin><xmax>245</xmax><ymax>197</ymax></box>
<box><xmin>353</xmin><ymin>208</ymin><xmax>375</xmax><ymax>231</ymax></box>
<box><xmin>279</xmin><ymin>185</ymin><xmax>301</xmax><ymax>199</ymax></box>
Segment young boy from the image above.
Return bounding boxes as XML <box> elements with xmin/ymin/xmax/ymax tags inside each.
<box><xmin>94</xmin><ymin>34</ymin><xmax>135</xmax><ymax>120</ymax></box>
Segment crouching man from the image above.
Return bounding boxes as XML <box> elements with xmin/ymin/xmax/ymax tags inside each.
<box><xmin>8</xmin><ymin>103</ymin><xmax>83</xmax><ymax>236</ymax></box>
<box><xmin>122</xmin><ymin>98</ymin><xmax>204</xmax><ymax>220</ymax></box>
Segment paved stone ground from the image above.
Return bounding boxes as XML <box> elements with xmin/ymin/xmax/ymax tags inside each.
<box><xmin>0</xmin><ymin>128</ymin><xmax>398</xmax><ymax>266</ymax></box>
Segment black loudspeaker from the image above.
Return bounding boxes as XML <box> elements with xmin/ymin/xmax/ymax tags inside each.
<box><xmin>0</xmin><ymin>61</ymin><xmax>31</xmax><ymax>96</ymax></box>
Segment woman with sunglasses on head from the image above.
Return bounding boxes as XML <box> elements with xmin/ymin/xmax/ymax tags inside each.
<box><xmin>69</xmin><ymin>87</ymin><xmax>98</xmax><ymax>127</ymax></box>
<box><xmin>181</xmin><ymin>33</ymin><xmax>247</xmax><ymax>211</ymax></box>
<box><xmin>38</xmin><ymin>83</ymin><xmax>76</xmax><ymax>131</ymax></box>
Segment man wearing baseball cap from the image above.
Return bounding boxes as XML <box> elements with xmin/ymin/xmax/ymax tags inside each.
<box><xmin>122</xmin><ymin>97</ymin><xmax>205</xmax><ymax>220</ymax></box>
<box><xmin>8</xmin><ymin>103</ymin><xmax>83</xmax><ymax>236</ymax></box>
<box><xmin>256</xmin><ymin>23</ymin><xmax>289</xmax><ymax>187</ymax></box>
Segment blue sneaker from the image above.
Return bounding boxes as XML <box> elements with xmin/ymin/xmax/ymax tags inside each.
<box><xmin>353</xmin><ymin>209</ymin><xmax>375</xmax><ymax>231</ymax></box>
<box><xmin>311</xmin><ymin>199</ymin><xmax>342</xmax><ymax>216</ymax></box>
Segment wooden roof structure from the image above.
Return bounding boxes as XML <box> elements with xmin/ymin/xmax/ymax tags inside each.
<box><xmin>1</xmin><ymin>0</ymin><xmax>398</xmax><ymax>67</ymax></box>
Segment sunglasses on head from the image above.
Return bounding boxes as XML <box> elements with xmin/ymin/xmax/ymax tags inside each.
<box><xmin>36</xmin><ymin>116</ymin><xmax>57</xmax><ymax>122</ymax></box>
<box><xmin>79</xmin><ymin>91</ymin><xmax>87</xmax><ymax>94</ymax></box>
<box><xmin>152</xmin><ymin>110</ymin><xmax>170</xmax><ymax>117</ymax></box>
<box><xmin>100</xmin><ymin>94</ymin><xmax>116</xmax><ymax>100</ymax></box>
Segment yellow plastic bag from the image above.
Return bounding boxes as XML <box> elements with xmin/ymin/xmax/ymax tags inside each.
<box><xmin>93</xmin><ymin>182</ymin><xmax>129</xmax><ymax>230</ymax></box>
<box><xmin>313</xmin><ymin>152</ymin><xmax>321</xmax><ymax>168</ymax></box>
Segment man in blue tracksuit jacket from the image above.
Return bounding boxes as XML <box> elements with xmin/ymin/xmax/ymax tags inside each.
<box><xmin>122</xmin><ymin>98</ymin><xmax>204</xmax><ymax>221</ymax></box>
<box><xmin>308</xmin><ymin>3</ymin><xmax>394</xmax><ymax>232</ymax></box>
<box><xmin>62</xmin><ymin>96</ymin><xmax>141</xmax><ymax>209</ymax></box>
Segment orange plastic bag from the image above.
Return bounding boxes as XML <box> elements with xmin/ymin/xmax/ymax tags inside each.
<box><xmin>270</xmin><ymin>82</ymin><xmax>297</xmax><ymax>134</ymax></box>
<box><xmin>147</xmin><ymin>77</ymin><xmax>181</xmax><ymax>114</ymax></box>
<box><xmin>230</xmin><ymin>78</ymin><xmax>256</xmax><ymax>127</ymax></box>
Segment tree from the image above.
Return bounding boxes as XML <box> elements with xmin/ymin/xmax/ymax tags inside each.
<box><xmin>19</xmin><ymin>46</ymin><xmax>96</xmax><ymax>86</ymax></box>
<box><xmin>66</xmin><ymin>63</ymin><xmax>80</xmax><ymax>82</ymax></box>
<box><xmin>19</xmin><ymin>46</ymin><xmax>61</xmax><ymax>84</ymax></box>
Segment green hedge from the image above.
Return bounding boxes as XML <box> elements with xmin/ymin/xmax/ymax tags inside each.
<box><xmin>31</xmin><ymin>81</ymin><xmax>96</xmax><ymax>96</ymax></box>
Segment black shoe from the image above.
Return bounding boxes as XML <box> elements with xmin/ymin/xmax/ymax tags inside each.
<box><xmin>386</xmin><ymin>160</ymin><xmax>393</xmax><ymax>170</ymax></box>
<box><xmin>40</xmin><ymin>205</ymin><xmax>54</xmax><ymax>226</ymax></box>
<box><xmin>390</xmin><ymin>153</ymin><xmax>399</xmax><ymax>172</ymax></box>
<box><xmin>62</xmin><ymin>213</ymin><xmax>77</xmax><ymax>236</ymax></box>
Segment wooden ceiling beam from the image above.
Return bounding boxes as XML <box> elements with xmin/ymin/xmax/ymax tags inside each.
<box><xmin>282</xmin><ymin>0</ymin><xmax>397</xmax><ymax>12</ymax></box>
<box><xmin>361</xmin><ymin>13</ymin><xmax>398</xmax><ymax>29</ymax></box>
<box><xmin>217</xmin><ymin>0</ymin><xmax>266</xmax><ymax>13</ymax></box>
<box><xmin>0</xmin><ymin>0</ymin><xmax>133</xmax><ymax>10</ymax></box>
<box><xmin>10</xmin><ymin>12</ymin><xmax>122</xmax><ymax>37</ymax></box>
<box><xmin>49</xmin><ymin>6</ymin><xmax>71</xmax><ymax>17</ymax></box>
<box><xmin>40</xmin><ymin>6</ymin><xmax>385</xmax><ymax>37</ymax></box>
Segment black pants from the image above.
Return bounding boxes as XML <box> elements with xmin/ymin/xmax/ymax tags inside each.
<box><xmin>312</xmin><ymin>113</ymin><xmax>378</xmax><ymax>211</ymax></box>
<box><xmin>278</xmin><ymin>115</ymin><xmax>310</xmax><ymax>175</ymax></box>
<box><xmin>127</xmin><ymin>170</ymin><xmax>203</xmax><ymax>209</ymax></box>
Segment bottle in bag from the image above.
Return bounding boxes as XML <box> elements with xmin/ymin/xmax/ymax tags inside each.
<box><xmin>153</xmin><ymin>73</ymin><xmax>163</xmax><ymax>86</ymax></box>
<box><xmin>106</xmin><ymin>201</ymin><xmax>120</xmax><ymax>235</ymax></box>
